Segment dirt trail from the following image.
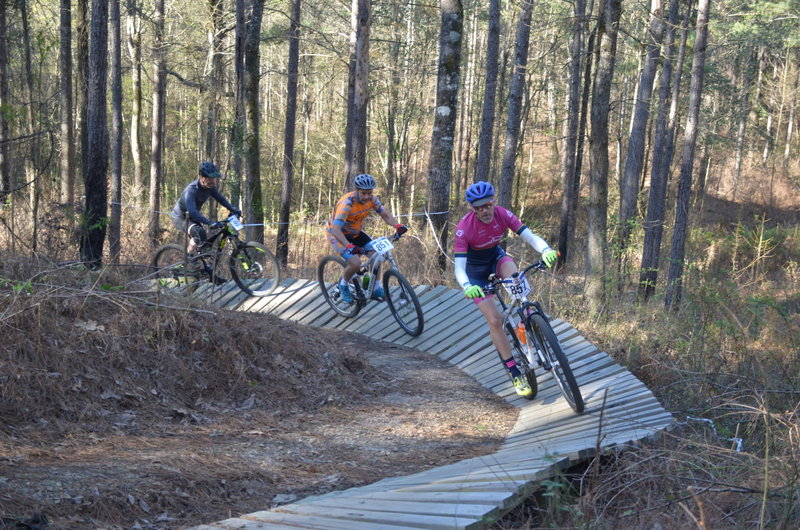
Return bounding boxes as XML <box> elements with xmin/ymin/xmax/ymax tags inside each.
<box><xmin>0</xmin><ymin>288</ymin><xmax>516</xmax><ymax>529</ymax></box>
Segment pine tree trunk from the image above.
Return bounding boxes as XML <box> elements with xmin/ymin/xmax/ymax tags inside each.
<box><xmin>731</xmin><ymin>46</ymin><xmax>757</xmax><ymax>200</ymax></box>
<box><xmin>343</xmin><ymin>0</ymin><xmax>370</xmax><ymax>187</ymax></box>
<box><xmin>665</xmin><ymin>0</ymin><xmax>711</xmax><ymax>310</ymax></box>
<box><xmin>586</xmin><ymin>0</ymin><xmax>621</xmax><ymax>315</ymax></box>
<box><xmin>244</xmin><ymin>0</ymin><xmax>265</xmax><ymax>244</ymax></box>
<box><xmin>498</xmin><ymin>0</ymin><xmax>534</xmax><ymax>209</ymax></box>
<box><xmin>203</xmin><ymin>0</ymin><xmax>225</xmax><ymax>162</ymax></box>
<box><xmin>277</xmin><ymin>0</ymin><xmax>301</xmax><ymax>266</ymax></box>
<box><xmin>76</xmin><ymin>0</ymin><xmax>89</xmax><ymax>179</ymax></box>
<box><xmin>557</xmin><ymin>0</ymin><xmax>586</xmax><ymax>266</ymax></box>
<box><xmin>474</xmin><ymin>0</ymin><xmax>501</xmax><ymax>183</ymax></box>
<box><xmin>109</xmin><ymin>0</ymin><xmax>123</xmax><ymax>264</ymax></box>
<box><xmin>639</xmin><ymin>0</ymin><xmax>679</xmax><ymax>300</ymax></box>
<box><xmin>60</xmin><ymin>0</ymin><xmax>75</xmax><ymax>206</ymax></box>
<box><xmin>0</xmin><ymin>1</ymin><xmax>9</xmax><ymax>198</ymax></box>
<box><xmin>148</xmin><ymin>0</ymin><xmax>166</xmax><ymax>248</ymax></box>
<box><xmin>427</xmin><ymin>0</ymin><xmax>463</xmax><ymax>272</ymax></box>
<box><xmin>617</xmin><ymin>0</ymin><xmax>664</xmax><ymax>255</ymax></box>
<box><xmin>126</xmin><ymin>0</ymin><xmax>144</xmax><ymax>205</ymax></box>
<box><xmin>80</xmin><ymin>0</ymin><xmax>109</xmax><ymax>268</ymax></box>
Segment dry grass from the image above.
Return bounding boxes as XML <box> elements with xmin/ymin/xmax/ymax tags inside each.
<box><xmin>2</xmin><ymin>162</ymin><xmax>799</xmax><ymax>528</ymax></box>
<box><xmin>0</xmin><ymin>259</ymin><xmax>516</xmax><ymax>528</ymax></box>
<box><xmin>490</xmin><ymin>174</ymin><xmax>800</xmax><ymax>528</ymax></box>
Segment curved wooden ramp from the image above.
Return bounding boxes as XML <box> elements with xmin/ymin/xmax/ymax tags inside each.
<box><xmin>185</xmin><ymin>278</ymin><xmax>673</xmax><ymax>529</ymax></box>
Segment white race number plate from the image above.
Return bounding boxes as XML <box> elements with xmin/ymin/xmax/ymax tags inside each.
<box><xmin>228</xmin><ymin>215</ymin><xmax>244</xmax><ymax>231</ymax></box>
<box><xmin>370</xmin><ymin>237</ymin><xmax>394</xmax><ymax>255</ymax></box>
<box><xmin>503</xmin><ymin>275</ymin><xmax>531</xmax><ymax>300</ymax></box>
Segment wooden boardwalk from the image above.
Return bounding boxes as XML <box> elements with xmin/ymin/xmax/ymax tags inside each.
<box><xmin>182</xmin><ymin>278</ymin><xmax>674</xmax><ymax>529</ymax></box>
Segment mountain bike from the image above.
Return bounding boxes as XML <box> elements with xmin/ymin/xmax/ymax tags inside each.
<box><xmin>317</xmin><ymin>233</ymin><xmax>424</xmax><ymax>337</ymax></box>
<box><xmin>150</xmin><ymin>214</ymin><xmax>281</xmax><ymax>297</ymax></box>
<box><xmin>485</xmin><ymin>261</ymin><xmax>584</xmax><ymax>413</ymax></box>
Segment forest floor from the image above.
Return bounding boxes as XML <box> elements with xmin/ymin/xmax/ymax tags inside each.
<box><xmin>0</xmin><ymin>268</ymin><xmax>517</xmax><ymax>530</ymax></box>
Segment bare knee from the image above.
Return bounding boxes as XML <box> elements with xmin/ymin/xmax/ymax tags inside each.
<box><xmin>484</xmin><ymin>312</ymin><xmax>504</xmax><ymax>331</ymax></box>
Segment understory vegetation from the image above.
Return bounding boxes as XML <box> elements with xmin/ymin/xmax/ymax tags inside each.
<box><xmin>491</xmin><ymin>207</ymin><xmax>800</xmax><ymax>526</ymax></box>
<box><xmin>1</xmin><ymin>169</ymin><xmax>798</xmax><ymax>528</ymax></box>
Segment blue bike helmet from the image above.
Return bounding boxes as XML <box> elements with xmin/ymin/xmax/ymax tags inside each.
<box><xmin>353</xmin><ymin>173</ymin><xmax>376</xmax><ymax>190</ymax></box>
<box><xmin>199</xmin><ymin>161</ymin><xmax>222</xmax><ymax>179</ymax></box>
<box><xmin>465</xmin><ymin>181</ymin><xmax>495</xmax><ymax>206</ymax></box>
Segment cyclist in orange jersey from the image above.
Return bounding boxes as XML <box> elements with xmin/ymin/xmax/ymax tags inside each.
<box><xmin>325</xmin><ymin>174</ymin><xmax>407</xmax><ymax>303</ymax></box>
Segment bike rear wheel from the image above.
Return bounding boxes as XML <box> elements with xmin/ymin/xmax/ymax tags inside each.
<box><xmin>317</xmin><ymin>255</ymin><xmax>362</xmax><ymax>318</ymax></box>
<box><xmin>503</xmin><ymin>322</ymin><xmax>537</xmax><ymax>400</ymax></box>
<box><xmin>382</xmin><ymin>269</ymin><xmax>424</xmax><ymax>336</ymax></box>
<box><xmin>229</xmin><ymin>241</ymin><xmax>281</xmax><ymax>296</ymax></box>
<box><xmin>529</xmin><ymin>313</ymin><xmax>584</xmax><ymax>413</ymax></box>
<box><xmin>150</xmin><ymin>243</ymin><xmax>200</xmax><ymax>292</ymax></box>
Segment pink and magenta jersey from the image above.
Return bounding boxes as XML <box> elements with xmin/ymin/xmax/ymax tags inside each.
<box><xmin>453</xmin><ymin>206</ymin><xmax>525</xmax><ymax>260</ymax></box>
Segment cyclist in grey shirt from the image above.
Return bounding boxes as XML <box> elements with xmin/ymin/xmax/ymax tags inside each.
<box><xmin>170</xmin><ymin>161</ymin><xmax>240</xmax><ymax>254</ymax></box>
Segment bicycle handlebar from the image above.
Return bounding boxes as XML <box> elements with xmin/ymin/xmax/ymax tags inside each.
<box><xmin>361</xmin><ymin>231</ymin><xmax>404</xmax><ymax>252</ymax></box>
<box><xmin>484</xmin><ymin>260</ymin><xmax>546</xmax><ymax>295</ymax></box>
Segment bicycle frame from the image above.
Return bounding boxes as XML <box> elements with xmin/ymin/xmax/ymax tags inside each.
<box><xmin>350</xmin><ymin>233</ymin><xmax>402</xmax><ymax>301</ymax></box>
<box><xmin>193</xmin><ymin>216</ymin><xmax>243</xmax><ymax>274</ymax></box>
<box><xmin>488</xmin><ymin>262</ymin><xmax>554</xmax><ymax>373</ymax></box>
<box><xmin>487</xmin><ymin>261</ymin><xmax>585</xmax><ymax>412</ymax></box>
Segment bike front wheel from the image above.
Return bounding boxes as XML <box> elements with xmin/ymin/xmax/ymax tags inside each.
<box><xmin>229</xmin><ymin>241</ymin><xmax>281</xmax><ymax>296</ymax></box>
<box><xmin>317</xmin><ymin>255</ymin><xmax>361</xmax><ymax>318</ymax></box>
<box><xmin>530</xmin><ymin>313</ymin><xmax>584</xmax><ymax>413</ymax></box>
<box><xmin>383</xmin><ymin>269</ymin><xmax>424</xmax><ymax>337</ymax></box>
<box><xmin>504</xmin><ymin>322</ymin><xmax>537</xmax><ymax>400</ymax></box>
<box><xmin>150</xmin><ymin>243</ymin><xmax>199</xmax><ymax>292</ymax></box>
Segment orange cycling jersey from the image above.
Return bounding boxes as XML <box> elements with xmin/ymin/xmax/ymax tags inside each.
<box><xmin>326</xmin><ymin>191</ymin><xmax>384</xmax><ymax>236</ymax></box>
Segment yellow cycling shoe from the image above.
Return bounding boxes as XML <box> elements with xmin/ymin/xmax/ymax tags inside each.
<box><xmin>512</xmin><ymin>376</ymin><xmax>533</xmax><ymax>397</ymax></box>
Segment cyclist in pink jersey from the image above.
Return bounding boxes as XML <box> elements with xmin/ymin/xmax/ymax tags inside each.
<box><xmin>454</xmin><ymin>181</ymin><xmax>558</xmax><ymax>397</ymax></box>
<box><xmin>326</xmin><ymin>173</ymin><xmax>407</xmax><ymax>303</ymax></box>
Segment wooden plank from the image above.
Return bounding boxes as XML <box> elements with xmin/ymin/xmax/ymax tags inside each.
<box><xmin>337</xmin><ymin>298</ymin><xmax>397</xmax><ymax>336</ymax></box>
<box><xmin>206</xmin><ymin>511</ymin><xmax>413</xmax><ymax>529</ymax></box>
<box><xmin>362</xmin><ymin>282</ymin><xmax>456</xmax><ymax>342</ymax></box>
<box><xmin>507</xmin><ymin>407</ymin><xmax>674</xmax><ymax>454</ymax></box>
<box><xmin>509</xmin><ymin>385</ymin><xmax>665</xmax><ymax>440</ymax></box>
<box><xmin>268</xmin><ymin>280</ymin><xmax>318</xmax><ymax>318</ymax></box>
<box><xmin>379</xmin><ymin>290</ymin><xmax>468</xmax><ymax>345</ymax></box>
<box><xmin>363</xmin><ymin>284</ymin><xmax>432</xmax><ymax>339</ymax></box>
<box><xmin>424</xmin><ymin>310</ymin><xmax>488</xmax><ymax>358</ymax></box>
<box><xmin>239</xmin><ymin>279</ymin><xmax>298</xmax><ymax>313</ymax></box>
<box><xmin>299</xmin><ymin>489</ymin><xmax>513</xmax><ymax>506</ymax></box>
<box><xmin>277</xmin><ymin>284</ymin><xmax>325</xmax><ymax>322</ymax></box>
<box><xmin>213</xmin><ymin>284</ymin><xmax>252</xmax><ymax>311</ymax></box>
<box><xmin>290</xmin><ymin>284</ymin><xmax>348</xmax><ymax>328</ymax></box>
<box><xmin>292</xmin><ymin>497</ymin><xmax>501</xmax><ymax>520</ymax></box>
<box><xmin>350</xmin><ymin>285</ymin><xmax>449</xmax><ymax>340</ymax></box>
<box><xmin>388</xmin><ymin>292</ymin><xmax>476</xmax><ymax>346</ymax></box>
<box><xmin>274</xmin><ymin>503</ymin><xmax>482</xmax><ymax>530</ymax></box>
<box><xmin>346</xmin><ymin>284</ymin><xmax>434</xmax><ymax>336</ymax></box>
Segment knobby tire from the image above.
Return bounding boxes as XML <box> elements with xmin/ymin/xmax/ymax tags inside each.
<box><xmin>382</xmin><ymin>269</ymin><xmax>424</xmax><ymax>337</ymax></box>
<box><xmin>530</xmin><ymin>313</ymin><xmax>584</xmax><ymax>413</ymax></box>
<box><xmin>229</xmin><ymin>241</ymin><xmax>281</xmax><ymax>296</ymax></box>
<box><xmin>150</xmin><ymin>243</ymin><xmax>200</xmax><ymax>292</ymax></box>
<box><xmin>317</xmin><ymin>255</ymin><xmax>361</xmax><ymax>318</ymax></box>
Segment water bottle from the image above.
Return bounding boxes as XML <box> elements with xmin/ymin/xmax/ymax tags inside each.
<box><xmin>515</xmin><ymin>321</ymin><xmax>527</xmax><ymax>344</ymax></box>
<box><xmin>362</xmin><ymin>273</ymin><xmax>371</xmax><ymax>289</ymax></box>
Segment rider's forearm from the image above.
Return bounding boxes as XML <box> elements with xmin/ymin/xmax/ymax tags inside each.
<box><xmin>330</xmin><ymin>224</ymin><xmax>350</xmax><ymax>247</ymax></box>
<box><xmin>519</xmin><ymin>228</ymin><xmax>551</xmax><ymax>254</ymax></box>
<box><xmin>211</xmin><ymin>189</ymin><xmax>235</xmax><ymax>212</ymax></box>
<box><xmin>380</xmin><ymin>209</ymin><xmax>399</xmax><ymax>227</ymax></box>
<box><xmin>454</xmin><ymin>256</ymin><xmax>470</xmax><ymax>288</ymax></box>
